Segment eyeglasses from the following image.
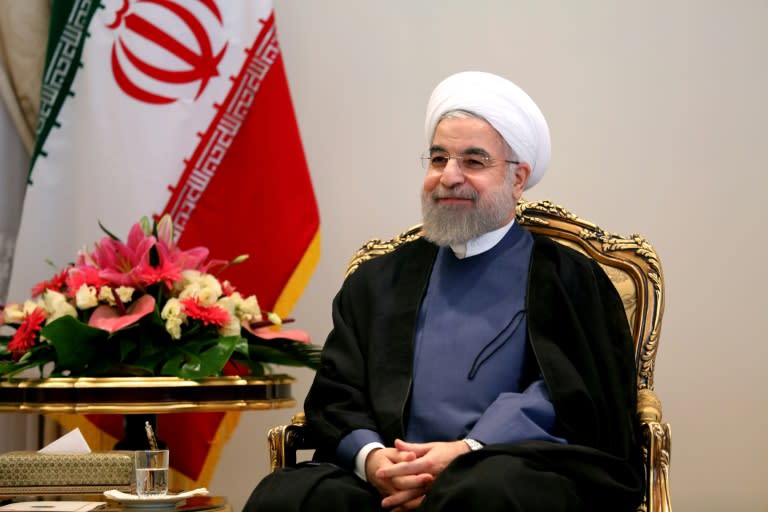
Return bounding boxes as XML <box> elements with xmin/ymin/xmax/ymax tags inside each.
<box><xmin>420</xmin><ymin>151</ymin><xmax>519</xmax><ymax>172</ymax></box>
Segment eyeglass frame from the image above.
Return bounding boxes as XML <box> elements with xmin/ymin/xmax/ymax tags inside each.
<box><xmin>420</xmin><ymin>150</ymin><xmax>520</xmax><ymax>172</ymax></box>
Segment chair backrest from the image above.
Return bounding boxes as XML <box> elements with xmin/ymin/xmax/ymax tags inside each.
<box><xmin>345</xmin><ymin>198</ymin><xmax>665</xmax><ymax>394</ymax></box>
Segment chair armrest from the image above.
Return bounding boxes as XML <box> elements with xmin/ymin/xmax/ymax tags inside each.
<box><xmin>637</xmin><ymin>389</ymin><xmax>673</xmax><ymax>512</ymax></box>
<box><xmin>268</xmin><ymin>412</ymin><xmax>311</xmax><ymax>472</ymax></box>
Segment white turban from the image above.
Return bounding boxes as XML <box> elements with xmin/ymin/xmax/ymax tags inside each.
<box><xmin>425</xmin><ymin>71</ymin><xmax>551</xmax><ymax>190</ymax></box>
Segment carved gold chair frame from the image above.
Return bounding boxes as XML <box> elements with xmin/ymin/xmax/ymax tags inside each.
<box><xmin>267</xmin><ymin>199</ymin><xmax>672</xmax><ymax>512</ymax></box>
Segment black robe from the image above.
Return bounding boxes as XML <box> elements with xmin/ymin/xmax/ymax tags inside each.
<box><xmin>250</xmin><ymin>234</ymin><xmax>644</xmax><ymax>511</ymax></box>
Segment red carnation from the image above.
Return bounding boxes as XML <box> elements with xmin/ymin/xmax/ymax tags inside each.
<box><xmin>8</xmin><ymin>308</ymin><xmax>47</xmax><ymax>357</ymax></box>
<box><xmin>31</xmin><ymin>267</ymin><xmax>71</xmax><ymax>298</ymax></box>
<box><xmin>180</xmin><ymin>297</ymin><xmax>230</xmax><ymax>327</ymax></box>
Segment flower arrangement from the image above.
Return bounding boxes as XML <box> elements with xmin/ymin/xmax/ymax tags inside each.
<box><xmin>0</xmin><ymin>215</ymin><xmax>320</xmax><ymax>379</ymax></box>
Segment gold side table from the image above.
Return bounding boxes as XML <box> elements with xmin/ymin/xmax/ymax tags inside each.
<box><xmin>0</xmin><ymin>375</ymin><xmax>296</xmax><ymax>448</ymax></box>
<box><xmin>0</xmin><ymin>375</ymin><xmax>296</xmax><ymax>414</ymax></box>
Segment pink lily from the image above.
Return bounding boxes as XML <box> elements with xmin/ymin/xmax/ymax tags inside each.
<box><xmin>90</xmin><ymin>223</ymin><xmax>158</xmax><ymax>287</ymax></box>
<box><xmin>156</xmin><ymin>215</ymin><xmax>210</xmax><ymax>270</ymax></box>
<box><xmin>243</xmin><ymin>324</ymin><xmax>311</xmax><ymax>344</ymax></box>
<box><xmin>88</xmin><ymin>294</ymin><xmax>156</xmax><ymax>334</ymax></box>
<box><xmin>66</xmin><ymin>265</ymin><xmax>108</xmax><ymax>297</ymax></box>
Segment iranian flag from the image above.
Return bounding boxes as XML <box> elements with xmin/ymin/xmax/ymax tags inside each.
<box><xmin>8</xmin><ymin>0</ymin><xmax>319</xmax><ymax>487</ymax></box>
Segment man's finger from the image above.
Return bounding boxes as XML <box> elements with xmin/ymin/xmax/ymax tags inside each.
<box><xmin>381</xmin><ymin>486</ymin><xmax>426</xmax><ymax>509</ymax></box>
<box><xmin>376</xmin><ymin>459</ymin><xmax>428</xmax><ymax>479</ymax></box>
<box><xmin>394</xmin><ymin>438</ymin><xmax>430</xmax><ymax>456</ymax></box>
<box><xmin>391</xmin><ymin>473</ymin><xmax>434</xmax><ymax>491</ymax></box>
<box><xmin>392</xmin><ymin>498</ymin><xmax>425</xmax><ymax>512</ymax></box>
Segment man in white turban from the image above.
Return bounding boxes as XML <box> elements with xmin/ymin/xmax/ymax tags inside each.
<box><xmin>419</xmin><ymin>71</ymin><xmax>550</xmax><ymax>252</ymax></box>
<box><xmin>245</xmin><ymin>72</ymin><xmax>643</xmax><ymax>512</ymax></box>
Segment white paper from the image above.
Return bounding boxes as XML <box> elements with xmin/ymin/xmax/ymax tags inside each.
<box><xmin>37</xmin><ymin>428</ymin><xmax>91</xmax><ymax>454</ymax></box>
<box><xmin>0</xmin><ymin>502</ymin><xmax>104</xmax><ymax>512</ymax></box>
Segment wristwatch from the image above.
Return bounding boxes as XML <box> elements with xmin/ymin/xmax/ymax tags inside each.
<box><xmin>463</xmin><ymin>438</ymin><xmax>484</xmax><ymax>451</ymax></box>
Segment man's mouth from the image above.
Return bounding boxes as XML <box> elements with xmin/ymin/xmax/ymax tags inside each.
<box><xmin>436</xmin><ymin>196</ymin><xmax>474</xmax><ymax>205</ymax></box>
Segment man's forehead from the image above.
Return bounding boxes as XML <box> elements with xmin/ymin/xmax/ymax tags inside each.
<box><xmin>431</xmin><ymin>118</ymin><xmax>506</xmax><ymax>152</ymax></box>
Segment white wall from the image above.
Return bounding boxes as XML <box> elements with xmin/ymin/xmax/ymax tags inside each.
<box><xmin>209</xmin><ymin>1</ymin><xmax>768</xmax><ymax>510</ymax></box>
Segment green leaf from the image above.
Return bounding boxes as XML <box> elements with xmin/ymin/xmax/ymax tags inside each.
<box><xmin>0</xmin><ymin>359</ymin><xmax>43</xmax><ymax>378</ymax></box>
<box><xmin>118</xmin><ymin>337</ymin><xmax>140</xmax><ymax>361</ymax></box>
<box><xmin>200</xmin><ymin>336</ymin><xmax>241</xmax><ymax>366</ymax></box>
<box><xmin>233</xmin><ymin>337</ymin><xmax>249</xmax><ymax>357</ymax></box>
<box><xmin>0</xmin><ymin>343</ymin><xmax>57</xmax><ymax>378</ymax></box>
<box><xmin>160</xmin><ymin>336</ymin><xmax>241</xmax><ymax>379</ymax></box>
<box><xmin>41</xmin><ymin>315</ymin><xmax>109</xmax><ymax>373</ymax></box>
<box><xmin>97</xmin><ymin>220</ymin><xmax>121</xmax><ymax>240</ymax></box>
<box><xmin>244</xmin><ymin>334</ymin><xmax>321</xmax><ymax>369</ymax></box>
<box><xmin>161</xmin><ymin>353</ymin><xmax>199</xmax><ymax>377</ymax></box>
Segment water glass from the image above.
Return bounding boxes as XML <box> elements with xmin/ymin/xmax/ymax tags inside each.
<box><xmin>134</xmin><ymin>449</ymin><xmax>169</xmax><ymax>497</ymax></box>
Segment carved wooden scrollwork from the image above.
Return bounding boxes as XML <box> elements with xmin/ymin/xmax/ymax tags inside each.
<box><xmin>268</xmin><ymin>412</ymin><xmax>307</xmax><ymax>472</ymax></box>
<box><xmin>345</xmin><ymin>224</ymin><xmax>423</xmax><ymax>278</ymax></box>
<box><xmin>637</xmin><ymin>390</ymin><xmax>672</xmax><ymax>512</ymax></box>
<box><xmin>267</xmin><ymin>424</ymin><xmax>289</xmax><ymax>473</ymax></box>
<box><xmin>515</xmin><ymin>199</ymin><xmax>665</xmax><ymax>393</ymax></box>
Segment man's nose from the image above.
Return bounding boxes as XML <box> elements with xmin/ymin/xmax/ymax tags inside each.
<box><xmin>439</xmin><ymin>158</ymin><xmax>465</xmax><ymax>186</ymax></box>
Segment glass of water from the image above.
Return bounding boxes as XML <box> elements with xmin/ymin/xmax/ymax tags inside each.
<box><xmin>134</xmin><ymin>449</ymin><xmax>169</xmax><ymax>497</ymax></box>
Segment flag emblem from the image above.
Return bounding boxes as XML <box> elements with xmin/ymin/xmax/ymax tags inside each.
<box><xmin>107</xmin><ymin>0</ymin><xmax>228</xmax><ymax>104</ymax></box>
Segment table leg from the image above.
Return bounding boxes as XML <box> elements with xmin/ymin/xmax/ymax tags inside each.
<box><xmin>113</xmin><ymin>414</ymin><xmax>167</xmax><ymax>450</ymax></box>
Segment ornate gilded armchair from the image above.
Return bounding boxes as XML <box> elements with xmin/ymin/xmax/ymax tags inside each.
<box><xmin>267</xmin><ymin>199</ymin><xmax>672</xmax><ymax>512</ymax></box>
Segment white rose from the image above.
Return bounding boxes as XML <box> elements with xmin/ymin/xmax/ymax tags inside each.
<box><xmin>178</xmin><ymin>272</ymin><xmax>222</xmax><ymax>305</ymax></box>
<box><xmin>115</xmin><ymin>286</ymin><xmax>135</xmax><ymax>304</ymax></box>
<box><xmin>176</xmin><ymin>270</ymin><xmax>202</xmax><ymax>294</ymax></box>
<box><xmin>238</xmin><ymin>295</ymin><xmax>261</xmax><ymax>323</ymax></box>
<box><xmin>98</xmin><ymin>286</ymin><xmax>116</xmax><ymax>305</ymax></box>
<box><xmin>3</xmin><ymin>303</ymin><xmax>24</xmax><ymax>324</ymax></box>
<box><xmin>97</xmin><ymin>286</ymin><xmax>133</xmax><ymax>306</ymax></box>
<box><xmin>216</xmin><ymin>296</ymin><xmax>241</xmax><ymax>337</ymax></box>
<box><xmin>22</xmin><ymin>300</ymin><xmax>40</xmax><ymax>315</ymax></box>
<box><xmin>178</xmin><ymin>282</ymin><xmax>202</xmax><ymax>300</ymax></box>
<box><xmin>196</xmin><ymin>274</ymin><xmax>222</xmax><ymax>305</ymax></box>
<box><xmin>77</xmin><ymin>285</ymin><xmax>100</xmax><ymax>309</ymax></box>
<box><xmin>161</xmin><ymin>298</ymin><xmax>185</xmax><ymax>340</ymax></box>
<box><xmin>43</xmin><ymin>290</ymin><xmax>78</xmax><ymax>322</ymax></box>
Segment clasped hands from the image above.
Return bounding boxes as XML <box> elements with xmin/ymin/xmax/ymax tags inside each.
<box><xmin>365</xmin><ymin>438</ymin><xmax>470</xmax><ymax>511</ymax></box>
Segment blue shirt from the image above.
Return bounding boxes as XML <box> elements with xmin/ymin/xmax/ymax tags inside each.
<box><xmin>336</xmin><ymin>220</ymin><xmax>565</xmax><ymax>475</ymax></box>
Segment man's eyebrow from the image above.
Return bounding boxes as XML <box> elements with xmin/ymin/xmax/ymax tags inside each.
<box><xmin>428</xmin><ymin>145</ymin><xmax>491</xmax><ymax>157</ymax></box>
<box><xmin>462</xmin><ymin>147</ymin><xmax>491</xmax><ymax>157</ymax></box>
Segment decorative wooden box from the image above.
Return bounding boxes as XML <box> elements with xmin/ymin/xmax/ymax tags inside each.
<box><xmin>0</xmin><ymin>451</ymin><xmax>133</xmax><ymax>495</ymax></box>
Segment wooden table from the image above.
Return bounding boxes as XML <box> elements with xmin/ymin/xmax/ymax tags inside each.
<box><xmin>0</xmin><ymin>375</ymin><xmax>296</xmax><ymax>448</ymax></box>
<box><xmin>0</xmin><ymin>375</ymin><xmax>295</xmax><ymax>414</ymax></box>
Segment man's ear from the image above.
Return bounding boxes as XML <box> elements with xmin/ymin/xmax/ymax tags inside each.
<box><xmin>512</xmin><ymin>163</ymin><xmax>532</xmax><ymax>200</ymax></box>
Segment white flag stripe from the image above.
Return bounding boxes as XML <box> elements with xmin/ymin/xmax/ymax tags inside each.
<box><xmin>9</xmin><ymin>0</ymin><xmax>272</xmax><ymax>301</ymax></box>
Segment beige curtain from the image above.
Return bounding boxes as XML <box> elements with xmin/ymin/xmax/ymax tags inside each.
<box><xmin>0</xmin><ymin>0</ymin><xmax>49</xmax><ymax>154</ymax></box>
<box><xmin>0</xmin><ymin>1</ymin><xmax>48</xmax><ymax>301</ymax></box>
<box><xmin>0</xmin><ymin>1</ymin><xmax>51</xmax><ymax>451</ymax></box>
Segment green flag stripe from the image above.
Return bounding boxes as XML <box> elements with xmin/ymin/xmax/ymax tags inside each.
<box><xmin>30</xmin><ymin>0</ymin><xmax>102</xmax><ymax>179</ymax></box>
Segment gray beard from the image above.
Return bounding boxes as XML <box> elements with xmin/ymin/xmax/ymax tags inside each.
<box><xmin>420</xmin><ymin>180</ymin><xmax>516</xmax><ymax>247</ymax></box>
